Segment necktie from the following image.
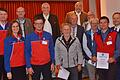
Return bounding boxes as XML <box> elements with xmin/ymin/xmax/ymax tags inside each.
<box><xmin>73</xmin><ymin>27</ymin><xmax>75</xmax><ymax>36</ymax></box>
<box><xmin>19</xmin><ymin>20</ymin><xmax>25</xmax><ymax>37</ymax></box>
<box><xmin>76</xmin><ymin>13</ymin><xmax>81</xmax><ymax>25</ymax></box>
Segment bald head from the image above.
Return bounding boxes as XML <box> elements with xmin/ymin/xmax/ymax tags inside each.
<box><xmin>75</xmin><ymin>1</ymin><xmax>83</xmax><ymax>13</ymax></box>
<box><xmin>41</xmin><ymin>2</ymin><xmax>50</xmax><ymax>16</ymax></box>
<box><xmin>16</xmin><ymin>7</ymin><xmax>25</xmax><ymax>18</ymax></box>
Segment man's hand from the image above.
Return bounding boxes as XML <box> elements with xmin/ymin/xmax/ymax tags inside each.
<box><xmin>27</xmin><ymin>67</ymin><xmax>34</xmax><ymax>75</ymax></box>
<box><xmin>55</xmin><ymin>65</ymin><xmax>60</xmax><ymax>76</ymax></box>
<box><xmin>77</xmin><ymin>64</ymin><xmax>82</xmax><ymax>72</ymax></box>
<box><xmin>7</xmin><ymin>72</ymin><xmax>12</xmax><ymax>80</ymax></box>
<box><xmin>92</xmin><ymin>56</ymin><xmax>97</xmax><ymax>62</ymax></box>
<box><xmin>51</xmin><ymin>63</ymin><xmax>55</xmax><ymax>72</ymax></box>
<box><xmin>108</xmin><ymin>57</ymin><xmax>115</xmax><ymax>63</ymax></box>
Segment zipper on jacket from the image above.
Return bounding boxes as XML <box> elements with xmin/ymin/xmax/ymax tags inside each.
<box><xmin>67</xmin><ymin>49</ymin><xmax>69</xmax><ymax>67</ymax></box>
<box><xmin>58</xmin><ymin>38</ymin><xmax>76</xmax><ymax>68</ymax></box>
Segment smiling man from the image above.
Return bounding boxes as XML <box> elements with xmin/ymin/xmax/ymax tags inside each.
<box><xmin>25</xmin><ymin>16</ymin><xmax>54</xmax><ymax>80</ymax></box>
<box><xmin>35</xmin><ymin>2</ymin><xmax>60</xmax><ymax>44</ymax></box>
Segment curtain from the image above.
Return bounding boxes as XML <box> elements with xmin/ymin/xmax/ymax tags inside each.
<box><xmin>95</xmin><ymin>0</ymin><xmax>101</xmax><ymax>19</ymax></box>
<box><xmin>0</xmin><ymin>1</ymin><xmax>89</xmax><ymax>25</ymax></box>
<box><xmin>83</xmin><ymin>0</ymin><xmax>89</xmax><ymax>13</ymax></box>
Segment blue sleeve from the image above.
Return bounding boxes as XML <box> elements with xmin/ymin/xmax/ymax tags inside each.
<box><xmin>48</xmin><ymin>34</ymin><xmax>55</xmax><ymax>63</ymax></box>
<box><xmin>92</xmin><ymin>40</ymin><xmax>97</xmax><ymax>56</ymax></box>
<box><xmin>4</xmin><ymin>38</ymin><xmax>12</xmax><ymax>73</ymax></box>
<box><xmin>114</xmin><ymin>33</ymin><xmax>120</xmax><ymax>59</ymax></box>
<box><xmin>25</xmin><ymin>35</ymin><xmax>32</xmax><ymax>68</ymax></box>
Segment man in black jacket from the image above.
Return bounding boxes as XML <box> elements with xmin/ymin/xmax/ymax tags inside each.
<box><xmin>112</xmin><ymin>12</ymin><xmax>120</xmax><ymax>80</ymax></box>
<box><xmin>35</xmin><ymin>2</ymin><xmax>60</xmax><ymax>44</ymax></box>
<box><xmin>68</xmin><ymin>13</ymin><xmax>85</xmax><ymax>80</ymax></box>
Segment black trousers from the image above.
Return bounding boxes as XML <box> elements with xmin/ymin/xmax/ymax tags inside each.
<box><xmin>0</xmin><ymin>55</ymin><xmax>8</xmax><ymax>80</ymax></box>
<box><xmin>78</xmin><ymin>70</ymin><xmax>82</xmax><ymax>80</ymax></box>
<box><xmin>97</xmin><ymin>63</ymin><xmax>117</xmax><ymax>80</ymax></box>
<box><xmin>116</xmin><ymin>62</ymin><xmax>120</xmax><ymax>80</ymax></box>
<box><xmin>32</xmin><ymin>61</ymin><xmax>52</xmax><ymax>80</ymax></box>
<box><xmin>11</xmin><ymin>66</ymin><xmax>27</xmax><ymax>80</ymax></box>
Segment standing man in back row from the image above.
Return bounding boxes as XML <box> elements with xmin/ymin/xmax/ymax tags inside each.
<box><xmin>16</xmin><ymin>7</ymin><xmax>34</xmax><ymax>38</ymax></box>
<box><xmin>35</xmin><ymin>2</ymin><xmax>60</xmax><ymax>44</ymax></box>
<box><xmin>65</xmin><ymin>1</ymin><xmax>88</xmax><ymax>26</ymax></box>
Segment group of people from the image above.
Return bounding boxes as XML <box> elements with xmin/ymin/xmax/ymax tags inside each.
<box><xmin>0</xmin><ymin>1</ymin><xmax>120</xmax><ymax>80</ymax></box>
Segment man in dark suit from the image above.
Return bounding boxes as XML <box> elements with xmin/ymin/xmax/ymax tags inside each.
<box><xmin>112</xmin><ymin>12</ymin><xmax>120</xmax><ymax>80</ymax></box>
<box><xmin>35</xmin><ymin>2</ymin><xmax>60</xmax><ymax>44</ymax></box>
<box><xmin>65</xmin><ymin>1</ymin><xmax>88</xmax><ymax>26</ymax></box>
<box><xmin>68</xmin><ymin>13</ymin><xmax>84</xmax><ymax>80</ymax></box>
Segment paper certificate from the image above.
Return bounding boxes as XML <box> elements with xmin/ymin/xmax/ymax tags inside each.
<box><xmin>96</xmin><ymin>52</ymin><xmax>109</xmax><ymax>69</ymax></box>
<box><xmin>57</xmin><ymin>67</ymin><xmax>70</xmax><ymax>80</ymax></box>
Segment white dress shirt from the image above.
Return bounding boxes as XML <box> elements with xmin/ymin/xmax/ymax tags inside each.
<box><xmin>43</xmin><ymin>14</ymin><xmax>52</xmax><ymax>35</ymax></box>
<box><xmin>114</xmin><ymin>25</ymin><xmax>120</xmax><ymax>32</ymax></box>
<box><xmin>0</xmin><ymin>22</ymin><xmax>7</xmax><ymax>30</ymax></box>
<box><xmin>75</xmin><ymin>11</ymin><xmax>81</xmax><ymax>25</ymax></box>
<box><xmin>71</xmin><ymin>26</ymin><xmax>77</xmax><ymax>37</ymax></box>
<box><xmin>17</xmin><ymin>19</ymin><xmax>25</xmax><ymax>37</ymax></box>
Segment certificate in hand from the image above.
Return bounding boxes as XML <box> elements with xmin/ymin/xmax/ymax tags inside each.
<box><xmin>57</xmin><ymin>66</ymin><xmax>70</xmax><ymax>80</ymax></box>
<box><xmin>96</xmin><ymin>52</ymin><xmax>109</xmax><ymax>69</ymax></box>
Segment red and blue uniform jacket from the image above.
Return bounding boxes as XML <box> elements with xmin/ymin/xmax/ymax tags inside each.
<box><xmin>4</xmin><ymin>36</ymin><xmax>25</xmax><ymax>73</ymax></box>
<box><xmin>25</xmin><ymin>31</ymin><xmax>55</xmax><ymax>68</ymax></box>
<box><xmin>93</xmin><ymin>28</ymin><xmax>120</xmax><ymax>60</ymax></box>
<box><xmin>0</xmin><ymin>22</ymin><xmax>10</xmax><ymax>55</ymax></box>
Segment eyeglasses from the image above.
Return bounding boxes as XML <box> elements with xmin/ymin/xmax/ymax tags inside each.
<box><xmin>12</xmin><ymin>26</ymin><xmax>19</xmax><ymax>27</ymax></box>
<box><xmin>17</xmin><ymin>11</ymin><xmax>25</xmax><ymax>13</ymax></box>
<box><xmin>34</xmin><ymin>23</ymin><xmax>43</xmax><ymax>26</ymax></box>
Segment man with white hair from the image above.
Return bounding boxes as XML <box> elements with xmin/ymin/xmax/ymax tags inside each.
<box><xmin>35</xmin><ymin>2</ymin><xmax>60</xmax><ymax>44</ymax></box>
<box><xmin>83</xmin><ymin>18</ymin><xmax>99</xmax><ymax>80</ymax></box>
<box><xmin>82</xmin><ymin>11</ymin><xmax>96</xmax><ymax>31</ymax></box>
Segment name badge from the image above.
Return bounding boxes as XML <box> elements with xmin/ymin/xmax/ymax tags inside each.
<box><xmin>42</xmin><ymin>41</ymin><xmax>47</xmax><ymax>45</ymax></box>
<box><xmin>106</xmin><ymin>41</ymin><xmax>112</xmax><ymax>45</ymax></box>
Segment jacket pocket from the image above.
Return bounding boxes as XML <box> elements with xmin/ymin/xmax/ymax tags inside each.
<box><xmin>73</xmin><ymin>57</ymin><xmax>77</xmax><ymax>65</ymax></box>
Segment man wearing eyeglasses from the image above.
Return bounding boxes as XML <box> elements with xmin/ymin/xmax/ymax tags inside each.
<box><xmin>16</xmin><ymin>7</ymin><xmax>34</xmax><ymax>38</ymax></box>
<box><xmin>25</xmin><ymin>15</ymin><xmax>54</xmax><ymax>80</ymax></box>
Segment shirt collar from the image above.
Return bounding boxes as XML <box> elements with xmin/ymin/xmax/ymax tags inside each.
<box><xmin>0</xmin><ymin>21</ymin><xmax>7</xmax><ymax>29</ymax></box>
<box><xmin>17</xmin><ymin>19</ymin><xmax>25</xmax><ymax>24</ymax></box>
<box><xmin>91</xmin><ymin>29</ymin><xmax>98</xmax><ymax>33</ymax></box>
<box><xmin>43</xmin><ymin>14</ymin><xmax>49</xmax><ymax>20</ymax></box>
<box><xmin>35</xmin><ymin>30</ymin><xmax>43</xmax><ymax>39</ymax></box>
<box><xmin>12</xmin><ymin>34</ymin><xmax>22</xmax><ymax>41</ymax></box>
<box><xmin>75</xmin><ymin>11</ymin><xmax>81</xmax><ymax>15</ymax></box>
<box><xmin>114</xmin><ymin>25</ymin><xmax>120</xmax><ymax>31</ymax></box>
